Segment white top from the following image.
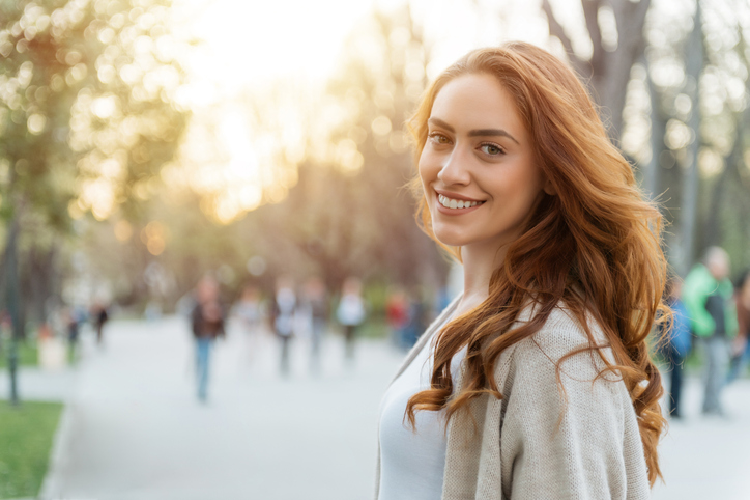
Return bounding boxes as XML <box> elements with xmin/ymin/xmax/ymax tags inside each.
<box><xmin>378</xmin><ymin>320</ymin><xmax>465</xmax><ymax>500</ymax></box>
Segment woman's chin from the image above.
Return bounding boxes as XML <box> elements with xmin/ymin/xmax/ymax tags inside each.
<box><xmin>432</xmin><ymin>230</ymin><xmax>465</xmax><ymax>248</ymax></box>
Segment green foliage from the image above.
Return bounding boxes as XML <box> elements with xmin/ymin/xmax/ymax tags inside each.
<box><xmin>0</xmin><ymin>0</ymin><xmax>190</xmax><ymax>325</ymax></box>
<box><xmin>0</xmin><ymin>400</ymin><xmax>63</xmax><ymax>499</ymax></box>
<box><xmin>0</xmin><ymin>0</ymin><xmax>189</xmax><ymax>224</ymax></box>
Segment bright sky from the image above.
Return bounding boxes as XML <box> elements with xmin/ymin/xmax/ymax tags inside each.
<box><xmin>171</xmin><ymin>0</ymin><xmax>377</xmax><ymax>99</ymax></box>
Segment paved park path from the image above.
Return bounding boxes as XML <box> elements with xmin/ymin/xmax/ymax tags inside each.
<box><xmin>2</xmin><ymin>317</ymin><xmax>749</xmax><ymax>499</ymax></box>
<box><xmin>40</xmin><ymin>317</ymin><xmax>403</xmax><ymax>500</ymax></box>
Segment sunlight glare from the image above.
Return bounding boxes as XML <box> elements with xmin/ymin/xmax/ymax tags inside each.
<box><xmin>172</xmin><ymin>0</ymin><xmax>375</xmax><ymax>96</ymax></box>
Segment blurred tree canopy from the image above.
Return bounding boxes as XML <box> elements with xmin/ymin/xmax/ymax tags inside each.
<box><xmin>128</xmin><ymin>6</ymin><xmax>450</xmax><ymax>308</ymax></box>
<box><xmin>0</xmin><ymin>0</ymin><xmax>189</xmax><ymax>327</ymax></box>
<box><xmin>246</xmin><ymin>7</ymin><xmax>448</xmax><ymax>293</ymax></box>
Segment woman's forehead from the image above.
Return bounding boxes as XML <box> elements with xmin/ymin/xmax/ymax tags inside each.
<box><xmin>430</xmin><ymin>74</ymin><xmax>526</xmax><ymax>134</ymax></box>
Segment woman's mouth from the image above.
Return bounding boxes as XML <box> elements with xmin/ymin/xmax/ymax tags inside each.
<box><xmin>437</xmin><ymin>194</ymin><xmax>486</xmax><ymax>210</ymax></box>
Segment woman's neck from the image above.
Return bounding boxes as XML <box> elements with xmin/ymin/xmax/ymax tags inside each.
<box><xmin>456</xmin><ymin>244</ymin><xmax>507</xmax><ymax>316</ymax></box>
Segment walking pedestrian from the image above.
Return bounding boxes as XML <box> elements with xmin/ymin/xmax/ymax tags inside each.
<box><xmin>305</xmin><ymin>277</ymin><xmax>328</xmax><ymax>374</ymax></box>
<box><xmin>271</xmin><ymin>276</ymin><xmax>296</xmax><ymax>377</ymax></box>
<box><xmin>659</xmin><ymin>277</ymin><xmax>692</xmax><ymax>419</ymax></box>
<box><xmin>683</xmin><ymin>247</ymin><xmax>739</xmax><ymax>416</ymax></box>
<box><xmin>65</xmin><ymin>307</ymin><xmax>81</xmax><ymax>362</ymax></box>
<box><xmin>191</xmin><ymin>276</ymin><xmax>225</xmax><ymax>402</ymax></box>
<box><xmin>234</xmin><ymin>284</ymin><xmax>264</xmax><ymax>362</ymax></box>
<box><xmin>385</xmin><ymin>287</ymin><xmax>409</xmax><ymax>350</ymax></box>
<box><xmin>92</xmin><ymin>302</ymin><xmax>109</xmax><ymax>345</ymax></box>
<box><xmin>336</xmin><ymin>277</ymin><xmax>366</xmax><ymax>362</ymax></box>
<box><xmin>376</xmin><ymin>42</ymin><xmax>668</xmax><ymax>499</ymax></box>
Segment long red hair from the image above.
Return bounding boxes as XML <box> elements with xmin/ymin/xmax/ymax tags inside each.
<box><xmin>405</xmin><ymin>42</ymin><xmax>668</xmax><ymax>486</ymax></box>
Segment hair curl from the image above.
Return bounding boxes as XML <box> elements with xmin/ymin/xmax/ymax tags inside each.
<box><xmin>404</xmin><ymin>42</ymin><xmax>668</xmax><ymax>486</ymax></box>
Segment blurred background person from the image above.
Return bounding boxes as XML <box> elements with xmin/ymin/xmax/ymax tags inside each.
<box><xmin>304</xmin><ymin>277</ymin><xmax>328</xmax><ymax>374</ymax></box>
<box><xmin>271</xmin><ymin>276</ymin><xmax>296</xmax><ymax>377</ymax></box>
<box><xmin>336</xmin><ymin>277</ymin><xmax>366</xmax><ymax>362</ymax></box>
<box><xmin>144</xmin><ymin>301</ymin><xmax>163</xmax><ymax>322</ymax></box>
<box><xmin>65</xmin><ymin>306</ymin><xmax>81</xmax><ymax>363</ymax></box>
<box><xmin>191</xmin><ymin>276</ymin><xmax>226</xmax><ymax>402</ymax></box>
<box><xmin>727</xmin><ymin>270</ymin><xmax>750</xmax><ymax>384</ymax></box>
<box><xmin>234</xmin><ymin>284</ymin><xmax>264</xmax><ymax>363</ymax></box>
<box><xmin>683</xmin><ymin>247</ymin><xmax>739</xmax><ymax>417</ymax></box>
<box><xmin>659</xmin><ymin>277</ymin><xmax>692</xmax><ymax>419</ymax></box>
<box><xmin>404</xmin><ymin>286</ymin><xmax>429</xmax><ymax>350</ymax></box>
<box><xmin>385</xmin><ymin>287</ymin><xmax>410</xmax><ymax>350</ymax></box>
<box><xmin>92</xmin><ymin>302</ymin><xmax>109</xmax><ymax>345</ymax></box>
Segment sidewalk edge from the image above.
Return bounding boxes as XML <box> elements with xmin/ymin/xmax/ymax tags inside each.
<box><xmin>37</xmin><ymin>399</ymin><xmax>75</xmax><ymax>500</ymax></box>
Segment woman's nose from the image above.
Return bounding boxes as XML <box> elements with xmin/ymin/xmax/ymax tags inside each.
<box><xmin>437</xmin><ymin>148</ymin><xmax>471</xmax><ymax>186</ymax></box>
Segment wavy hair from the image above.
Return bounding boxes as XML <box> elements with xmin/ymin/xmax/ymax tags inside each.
<box><xmin>404</xmin><ymin>42</ymin><xmax>668</xmax><ymax>486</ymax></box>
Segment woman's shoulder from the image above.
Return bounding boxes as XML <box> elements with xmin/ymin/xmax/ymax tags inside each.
<box><xmin>516</xmin><ymin>300</ymin><xmax>605</xmax><ymax>352</ymax></box>
<box><xmin>507</xmin><ymin>300</ymin><xmax>616</xmax><ymax>383</ymax></box>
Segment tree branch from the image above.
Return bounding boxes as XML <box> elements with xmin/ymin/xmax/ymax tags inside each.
<box><xmin>615</xmin><ymin>0</ymin><xmax>651</xmax><ymax>53</ymax></box>
<box><xmin>542</xmin><ymin>0</ymin><xmax>589</xmax><ymax>77</ymax></box>
<box><xmin>599</xmin><ymin>0</ymin><xmax>651</xmax><ymax>141</ymax></box>
<box><xmin>582</xmin><ymin>0</ymin><xmax>604</xmax><ymax>76</ymax></box>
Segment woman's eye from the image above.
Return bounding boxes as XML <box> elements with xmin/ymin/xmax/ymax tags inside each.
<box><xmin>429</xmin><ymin>133</ymin><xmax>450</xmax><ymax>144</ymax></box>
<box><xmin>480</xmin><ymin>143</ymin><xmax>505</xmax><ymax>156</ymax></box>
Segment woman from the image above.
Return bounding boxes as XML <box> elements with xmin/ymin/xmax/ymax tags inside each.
<box><xmin>376</xmin><ymin>42</ymin><xmax>667</xmax><ymax>500</ymax></box>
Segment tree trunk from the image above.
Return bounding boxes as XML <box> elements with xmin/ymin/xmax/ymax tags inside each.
<box><xmin>542</xmin><ymin>0</ymin><xmax>651</xmax><ymax>142</ymax></box>
<box><xmin>645</xmin><ymin>59</ymin><xmax>666</xmax><ymax>199</ymax></box>
<box><xmin>679</xmin><ymin>0</ymin><xmax>703</xmax><ymax>276</ymax></box>
<box><xmin>24</xmin><ymin>242</ymin><xmax>58</xmax><ymax>328</ymax></box>
<box><xmin>702</xmin><ymin>125</ymin><xmax>741</xmax><ymax>249</ymax></box>
<box><xmin>4</xmin><ymin>213</ymin><xmax>23</xmax><ymax>406</ymax></box>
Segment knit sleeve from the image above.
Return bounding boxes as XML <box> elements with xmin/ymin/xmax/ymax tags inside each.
<box><xmin>498</xmin><ymin>333</ymin><xmax>650</xmax><ymax>500</ymax></box>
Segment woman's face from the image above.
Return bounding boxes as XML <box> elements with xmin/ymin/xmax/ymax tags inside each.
<box><xmin>419</xmin><ymin>73</ymin><xmax>550</xmax><ymax>252</ymax></box>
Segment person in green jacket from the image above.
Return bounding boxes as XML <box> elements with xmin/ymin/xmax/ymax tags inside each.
<box><xmin>683</xmin><ymin>247</ymin><xmax>739</xmax><ymax>416</ymax></box>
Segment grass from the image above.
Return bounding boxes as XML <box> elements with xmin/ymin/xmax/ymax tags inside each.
<box><xmin>0</xmin><ymin>341</ymin><xmax>38</xmax><ymax>368</ymax></box>
<box><xmin>0</xmin><ymin>400</ymin><xmax>63</xmax><ymax>499</ymax></box>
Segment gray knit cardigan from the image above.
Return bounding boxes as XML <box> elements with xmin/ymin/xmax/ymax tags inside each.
<box><xmin>374</xmin><ymin>297</ymin><xmax>651</xmax><ymax>500</ymax></box>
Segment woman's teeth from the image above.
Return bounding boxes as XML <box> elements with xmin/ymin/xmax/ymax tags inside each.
<box><xmin>438</xmin><ymin>194</ymin><xmax>484</xmax><ymax>210</ymax></box>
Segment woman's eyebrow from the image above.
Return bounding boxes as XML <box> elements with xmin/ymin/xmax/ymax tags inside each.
<box><xmin>428</xmin><ymin>117</ymin><xmax>519</xmax><ymax>144</ymax></box>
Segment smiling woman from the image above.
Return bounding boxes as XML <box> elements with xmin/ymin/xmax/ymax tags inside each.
<box><xmin>375</xmin><ymin>42</ymin><xmax>669</xmax><ymax>500</ymax></box>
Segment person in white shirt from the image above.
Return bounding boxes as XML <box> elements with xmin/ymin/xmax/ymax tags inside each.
<box><xmin>337</xmin><ymin>277</ymin><xmax>366</xmax><ymax>362</ymax></box>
